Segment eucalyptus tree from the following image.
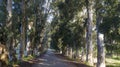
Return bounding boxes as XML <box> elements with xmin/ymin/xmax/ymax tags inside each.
<box><xmin>19</xmin><ymin>0</ymin><xmax>26</xmax><ymax>60</ymax></box>
<box><xmin>96</xmin><ymin>1</ymin><xmax>120</xmax><ymax>66</ymax></box>
<box><xmin>50</xmin><ymin>0</ymin><xmax>87</xmax><ymax>59</ymax></box>
<box><xmin>95</xmin><ymin>0</ymin><xmax>120</xmax><ymax>67</ymax></box>
<box><xmin>103</xmin><ymin>0</ymin><xmax>120</xmax><ymax>56</ymax></box>
<box><xmin>85</xmin><ymin>0</ymin><xmax>94</xmax><ymax>65</ymax></box>
<box><xmin>0</xmin><ymin>0</ymin><xmax>13</xmax><ymax>66</ymax></box>
<box><xmin>96</xmin><ymin>0</ymin><xmax>105</xmax><ymax>66</ymax></box>
<box><xmin>6</xmin><ymin>0</ymin><xmax>15</xmax><ymax>62</ymax></box>
<box><xmin>33</xmin><ymin>0</ymin><xmax>49</xmax><ymax>54</ymax></box>
<box><xmin>19</xmin><ymin>0</ymin><xmax>48</xmax><ymax>57</ymax></box>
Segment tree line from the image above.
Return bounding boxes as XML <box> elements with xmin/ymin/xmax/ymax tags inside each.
<box><xmin>50</xmin><ymin>0</ymin><xmax>120</xmax><ymax>67</ymax></box>
<box><xmin>0</xmin><ymin>0</ymin><xmax>50</xmax><ymax>66</ymax></box>
<box><xmin>0</xmin><ymin>0</ymin><xmax>120</xmax><ymax>67</ymax></box>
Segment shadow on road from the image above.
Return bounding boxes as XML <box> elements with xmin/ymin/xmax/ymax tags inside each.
<box><xmin>19</xmin><ymin>49</ymin><xmax>90</xmax><ymax>67</ymax></box>
<box><xmin>55</xmin><ymin>54</ymin><xmax>91</xmax><ymax>67</ymax></box>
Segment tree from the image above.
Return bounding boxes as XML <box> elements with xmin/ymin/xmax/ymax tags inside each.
<box><xmin>19</xmin><ymin>0</ymin><xmax>26</xmax><ymax>60</ymax></box>
<box><xmin>85</xmin><ymin>0</ymin><xmax>94</xmax><ymax>65</ymax></box>
<box><xmin>96</xmin><ymin>0</ymin><xmax>105</xmax><ymax>67</ymax></box>
<box><xmin>50</xmin><ymin>0</ymin><xmax>87</xmax><ymax>60</ymax></box>
<box><xmin>6</xmin><ymin>0</ymin><xmax>14</xmax><ymax>62</ymax></box>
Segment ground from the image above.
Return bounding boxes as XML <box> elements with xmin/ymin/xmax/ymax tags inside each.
<box><xmin>106</xmin><ymin>56</ymin><xmax>120</xmax><ymax>67</ymax></box>
<box><xmin>19</xmin><ymin>49</ymin><xmax>90</xmax><ymax>67</ymax></box>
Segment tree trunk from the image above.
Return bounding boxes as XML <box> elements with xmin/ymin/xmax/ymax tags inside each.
<box><xmin>97</xmin><ymin>24</ymin><xmax>105</xmax><ymax>67</ymax></box>
<box><xmin>20</xmin><ymin>0</ymin><xmax>26</xmax><ymax>60</ymax></box>
<box><xmin>6</xmin><ymin>0</ymin><xmax>14</xmax><ymax>62</ymax></box>
<box><xmin>96</xmin><ymin>0</ymin><xmax>105</xmax><ymax>66</ymax></box>
<box><xmin>86</xmin><ymin>0</ymin><xmax>93</xmax><ymax>66</ymax></box>
<box><xmin>69</xmin><ymin>47</ymin><xmax>73</xmax><ymax>58</ymax></box>
<box><xmin>62</xmin><ymin>46</ymin><xmax>66</xmax><ymax>55</ymax></box>
<box><xmin>81</xmin><ymin>47</ymin><xmax>84</xmax><ymax>61</ymax></box>
<box><xmin>75</xmin><ymin>46</ymin><xmax>79</xmax><ymax>59</ymax></box>
<box><xmin>66</xmin><ymin>45</ymin><xmax>69</xmax><ymax>56</ymax></box>
<box><xmin>96</xmin><ymin>26</ymin><xmax>105</xmax><ymax>67</ymax></box>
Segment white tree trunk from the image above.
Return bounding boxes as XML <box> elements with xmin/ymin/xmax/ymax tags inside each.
<box><xmin>81</xmin><ymin>47</ymin><xmax>85</xmax><ymax>61</ymax></box>
<box><xmin>75</xmin><ymin>46</ymin><xmax>79</xmax><ymax>59</ymax></box>
<box><xmin>7</xmin><ymin>0</ymin><xmax>12</xmax><ymax>26</ymax></box>
<box><xmin>69</xmin><ymin>47</ymin><xmax>73</xmax><ymax>58</ymax></box>
<box><xmin>96</xmin><ymin>0</ymin><xmax>106</xmax><ymax>66</ymax></box>
<box><xmin>66</xmin><ymin>46</ymin><xmax>69</xmax><ymax>56</ymax></box>
<box><xmin>96</xmin><ymin>14</ymin><xmax>105</xmax><ymax>67</ymax></box>
<box><xmin>16</xmin><ymin>43</ymin><xmax>21</xmax><ymax>60</ymax></box>
<box><xmin>97</xmin><ymin>33</ymin><xmax>105</xmax><ymax>67</ymax></box>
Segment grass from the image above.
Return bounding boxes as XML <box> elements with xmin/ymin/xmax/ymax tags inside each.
<box><xmin>12</xmin><ymin>55</ymin><xmax>35</xmax><ymax>67</ymax></box>
<box><xmin>106</xmin><ymin>56</ymin><xmax>120</xmax><ymax>67</ymax></box>
<box><xmin>23</xmin><ymin>55</ymin><xmax>35</xmax><ymax>61</ymax></box>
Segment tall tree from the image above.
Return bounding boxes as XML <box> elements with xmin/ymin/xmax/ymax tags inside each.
<box><xmin>6</xmin><ymin>0</ymin><xmax>13</xmax><ymax>61</ymax></box>
<box><xmin>96</xmin><ymin>0</ymin><xmax>105</xmax><ymax>67</ymax></box>
<box><xmin>85</xmin><ymin>0</ymin><xmax>93</xmax><ymax>65</ymax></box>
<box><xmin>20</xmin><ymin>0</ymin><xmax>26</xmax><ymax>60</ymax></box>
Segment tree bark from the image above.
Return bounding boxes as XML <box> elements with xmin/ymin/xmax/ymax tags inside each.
<box><xmin>69</xmin><ymin>47</ymin><xmax>73</xmax><ymax>58</ymax></box>
<box><xmin>96</xmin><ymin>0</ymin><xmax>106</xmax><ymax>66</ymax></box>
<box><xmin>6</xmin><ymin>0</ymin><xmax>12</xmax><ymax>27</ymax></box>
<box><xmin>66</xmin><ymin>45</ymin><xmax>69</xmax><ymax>56</ymax></box>
<box><xmin>75</xmin><ymin>46</ymin><xmax>79</xmax><ymax>59</ymax></box>
<box><xmin>96</xmin><ymin>14</ymin><xmax>105</xmax><ymax>67</ymax></box>
<box><xmin>6</xmin><ymin>0</ymin><xmax>14</xmax><ymax>62</ymax></box>
<box><xmin>20</xmin><ymin>0</ymin><xmax>26</xmax><ymax>60</ymax></box>
<box><xmin>86</xmin><ymin>0</ymin><xmax>93</xmax><ymax>66</ymax></box>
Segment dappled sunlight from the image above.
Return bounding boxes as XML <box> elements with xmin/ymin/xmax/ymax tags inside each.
<box><xmin>38</xmin><ymin>63</ymin><xmax>51</xmax><ymax>66</ymax></box>
<box><xmin>0</xmin><ymin>0</ymin><xmax>120</xmax><ymax>67</ymax></box>
<box><xmin>58</xmin><ymin>58</ymin><xmax>82</xmax><ymax>64</ymax></box>
<box><xmin>106</xmin><ymin>57</ymin><xmax>120</xmax><ymax>67</ymax></box>
<box><xmin>28</xmin><ymin>61</ymin><xmax>34</xmax><ymax>64</ymax></box>
<box><xmin>106</xmin><ymin>58</ymin><xmax>120</xmax><ymax>64</ymax></box>
<box><xmin>27</xmin><ymin>58</ymin><xmax>48</xmax><ymax>64</ymax></box>
<box><xmin>38</xmin><ymin>58</ymin><xmax>47</xmax><ymax>62</ymax></box>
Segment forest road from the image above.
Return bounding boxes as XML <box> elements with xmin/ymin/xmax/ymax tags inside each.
<box><xmin>20</xmin><ymin>49</ymin><xmax>89</xmax><ymax>67</ymax></box>
<box><xmin>20</xmin><ymin>49</ymin><xmax>76</xmax><ymax>67</ymax></box>
<box><xmin>32</xmin><ymin>49</ymin><xmax>76</xmax><ymax>67</ymax></box>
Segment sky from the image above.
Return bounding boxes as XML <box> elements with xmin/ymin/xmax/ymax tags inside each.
<box><xmin>43</xmin><ymin>0</ymin><xmax>54</xmax><ymax>23</ymax></box>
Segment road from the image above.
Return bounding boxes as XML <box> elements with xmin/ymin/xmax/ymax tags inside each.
<box><xmin>20</xmin><ymin>49</ymin><xmax>89</xmax><ymax>67</ymax></box>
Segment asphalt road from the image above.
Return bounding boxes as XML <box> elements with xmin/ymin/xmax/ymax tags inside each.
<box><xmin>31</xmin><ymin>49</ymin><xmax>76</xmax><ymax>67</ymax></box>
<box><xmin>20</xmin><ymin>49</ymin><xmax>90</xmax><ymax>67</ymax></box>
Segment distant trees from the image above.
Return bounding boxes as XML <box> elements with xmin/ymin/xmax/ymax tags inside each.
<box><xmin>0</xmin><ymin>0</ymin><xmax>120</xmax><ymax>67</ymax></box>
<box><xmin>50</xmin><ymin>0</ymin><xmax>120</xmax><ymax>67</ymax></box>
<box><xmin>0</xmin><ymin>0</ymin><xmax>49</xmax><ymax>66</ymax></box>
<box><xmin>102</xmin><ymin>0</ymin><xmax>120</xmax><ymax>57</ymax></box>
<box><xmin>50</xmin><ymin>0</ymin><xmax>85</xmax><ymax>59</ymax></box>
